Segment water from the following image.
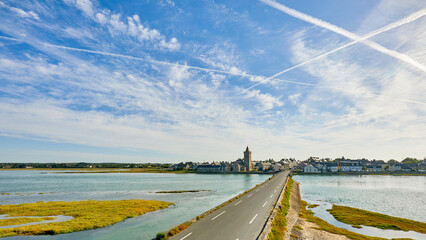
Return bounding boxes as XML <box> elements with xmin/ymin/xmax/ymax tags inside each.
<box><xmin>294</xmin><ymin>175</ymin><xmax>426</xmax><ymax>239</ymax></box>
<box><xmin>0</xmin><ymin>170</ymin><xmax>271</xmax><ymax>240</ymax></box>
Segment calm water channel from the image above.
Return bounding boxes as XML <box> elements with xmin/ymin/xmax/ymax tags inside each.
<box><xmin>294</xmin><ymin>175</ymin><xmax>426</xmax><ymax>239</ymax></box>
<box><xmin>0</xmin><ymin>170</ymin><xmax>271</xmax><ymax>240</ymax></box>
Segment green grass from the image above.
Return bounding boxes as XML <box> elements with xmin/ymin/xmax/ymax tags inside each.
<box><xmin>0</xmin><ymin>217</ymin><xmax>56</xmax><ymax>227</ymax></box>
<box><xmin>267</xmin><ymin>177</ymin><xmax>293</xmax><ymax>240</ymax></box>
<box><xmin>0</xmin><ymin>199</ymin><xmax>173</xmax><ymax>238</ymax></box>
<box><xmin>294</xmin><ymin>225</ymin><xmax>303</xmax><ymax>230</ymax></box>
<box><xmin>328</xmin><ymin>205</ymin><xmax>426</xmax><ymax>233</ymax></box>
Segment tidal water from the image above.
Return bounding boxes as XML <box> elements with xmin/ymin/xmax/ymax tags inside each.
<box><xmin>294</xmin><ymin>175</ymin><xmax>426</xmax><ymax>239</ymax></box>
<box><xmin>0</xmin><ymin>170</ymin><xmax>271</xmax><ymax>240</ymax></box>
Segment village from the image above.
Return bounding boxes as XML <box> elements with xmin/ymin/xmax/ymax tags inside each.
<box><xmin>170</xmin><ymin>147</ymin><xmax>426</xmax><ymax>174</ymax></box>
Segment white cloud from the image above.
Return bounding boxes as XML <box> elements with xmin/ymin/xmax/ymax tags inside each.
<box><xmin>159</xmin><ymin>0</ymin><xmax>175</xmax><ymax>7</ymax></box>
<box><xmin>0</xmin><ymin>2</ymin><xmax>39</xmax><ymax>20</ymax></box>
<box><xmin>64</xmin><ymin>0</ymin><xmax>94</xmax><ymax>17</ymax></box>
<box><xmin>244</xmin><ymin>89</ymin><xmax>284</xmax><ymax>111</ymax></box>
<box><xmin>64</xmin><ymin>0</ymin><xmax>180</xmax><ymax>50</ymax></box>
<box><xmin>288</xmin><ymin>93</ymin><xmax>301</xmax><ymax>105</ymax></box>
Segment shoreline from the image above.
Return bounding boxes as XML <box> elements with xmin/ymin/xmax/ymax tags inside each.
<box><xmin>286</xmin><ymin>180</ymin><xmax>425</xmax><ymax>240</ymax></box>
<box><xmin>0</xmin><ymin>168</ymin><xmax>274</xmax><ymax>174</ymax></box>
<box><xmin>293</xmin><ymin>172</ymin><xmax>426</xmax><ymax>176</ymax></box>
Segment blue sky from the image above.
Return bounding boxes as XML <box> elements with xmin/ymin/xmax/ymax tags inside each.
<box><xmin>0</xmin><ymin>0</ymin><xmax>425</xmax><ymax>163</ymax></box>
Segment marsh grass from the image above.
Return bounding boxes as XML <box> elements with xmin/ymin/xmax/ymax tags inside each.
<box><xmin>0</xmin><ymin>217</ymin><xmax>56</xmax><ymax>227</ymax></box>
<box><xmin>300</xmin><ymin>200</ymin><xmax>388</xmax><ymax>240</ymax></box>
<box><xmin>328</xmin><ymin>205</ymin><xmax>426</xmax><ymax>234</ymax></box>
<box><xmin>267</xmin><ymin>177</ymin><xmax>293</xmax><ymax>240</ymax></box>
<box><xmin>307</xmin><ymin>204</ymin><xmax>319</xmax><ymax>208</ymax></box>
<box><xmin>0</xmin><ymin>199</ymin><xmax>172</xmax><ymax>238</ymax></box>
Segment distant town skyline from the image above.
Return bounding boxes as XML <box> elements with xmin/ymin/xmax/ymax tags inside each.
<box><xmin>0</xmin><ymin>0</ymin><xmax>425</xmax><ymax>163</ymax></box>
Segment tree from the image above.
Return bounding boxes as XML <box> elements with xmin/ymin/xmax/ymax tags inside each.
<box><xmin>402</xmin><ymin>157</ymin><xmax>419</xmax><ymax>164</ymax></box>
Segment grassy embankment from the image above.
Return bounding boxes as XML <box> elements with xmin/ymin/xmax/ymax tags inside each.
<box><xmin>155</xmin><ymin>176</ymin><xmax>275</xmax><ymax>239</ymax></box>
<box><xmin>328</xmin><ymin>205</ymin><xmax>426</xmax><ymax>233</ymax></box>
<box><xmin>0</xmin><ymin>217</ymin><xmax>56</xmax><ymax>227</ymax></box>
<box><xmin>267</xmin><ymin>177</ymin><xmax>293</xmax><ymax>240</ymax></box>
<box><xmin>155</xmin><ymin>190</ymin><xmax>210</xmax><ymax>193</ymax></box>
<box><xmin>299</xmin><ymin>200</ymin><xmax>417</xmax><ymax>240</ymax></box>
<box><xmin>0</xmin><ymin>199</ymin><xmax>172</xmax><ymax>238</ymax></box>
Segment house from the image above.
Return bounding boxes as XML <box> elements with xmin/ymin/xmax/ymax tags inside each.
<box><xmin>389</xmin><ymin>164</ymin><xmax>401</xmax><ymax>172</ymax></box>
<box><xmin>304</xmin><ymin>164</ymin><xmax>320</xmax><ymax>173</ymax></box>
<box><xmin>258</xmin><ymin>162</ymin><xmax>272</xmax><ymax>171</ymax></box>
<box><xmin>323</xmin><ymin>162</ymin><xmax>338</xmax><ymax>172</ymax></box>
<box><xmin>196</xmin><ymin>165</ymin><xmax>221</xmax><ymax>173</ymax></box>
<box><xmin>339</xmin><ymin>161</ymin><xmax>362</xmax><ymax>172</ymax></box>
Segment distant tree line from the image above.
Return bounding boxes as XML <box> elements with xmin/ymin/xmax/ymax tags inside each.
<box><xmin>0</xmin><ymin>162</ymin><xmax>171</xmax><ymax>169</ymax></box>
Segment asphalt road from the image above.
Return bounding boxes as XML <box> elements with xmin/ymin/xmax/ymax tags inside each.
<box><xmin>170</xmin><ymin>170</ymin><xmax>290</xmax><ymax>240</ymax></box>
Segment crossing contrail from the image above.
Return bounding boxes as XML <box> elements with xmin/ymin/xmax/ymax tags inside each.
<box><xmin>245</xmin><ymin>1</ymin><xmax>426</xmax><ymax>91</ymax></box>
<box><xmin>260</xmin><ymin>0</ymin><xmax>426</xmax><ymax>72</ymax></box>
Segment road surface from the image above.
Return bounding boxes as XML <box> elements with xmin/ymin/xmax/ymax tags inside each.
<box><xmin>170</xmin><ymin>171</ymin><xmax>290</xmax><ymax>240</ymax></box>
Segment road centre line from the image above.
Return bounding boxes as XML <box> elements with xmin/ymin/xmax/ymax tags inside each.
<box><xmin>249</xmin><ymin>213</ymin><xmax>259</xmax><ymax>224</ymax></box>
<box><xmin>248</xmin><ymin>194</ymin><xmax>253</xmax><ymax>198</ymax></box>
<box><xmin>256</xmin><ymin>189</ymin><xmax>259</xmax><ymax>192</ymax></box>
<box><xmin>274</xmin><ymin>189</ymin><xmax>277</xmax><ymax>193</ymax></box>
<box><xmin>270</xmin><ymin>194</ymin><xmax>273</xmax><ymax>198</ymax></box>
<box><xmin>211</xmin><ymin>211</ymin><xmax>226</xmax><ymax>220</ymax></box>
<box><xmin>180</xmin><ymin>232</ymin><xmax>192</xmax><ymax>240</ymax></box>
<box><xmin>234</xmin><ymin>200</ymin><xmax>242</xmax><ymax>206</ymax></box>
<box><xmin>262</xmin><ymin>201</ymin><xmax>267</xmax><ymax>207</ymax></box>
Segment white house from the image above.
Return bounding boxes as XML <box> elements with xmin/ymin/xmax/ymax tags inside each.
<box><xmin>304</xmin><ymin>164</ymin><xmax>320</xmax><ymax>173</ymax></box>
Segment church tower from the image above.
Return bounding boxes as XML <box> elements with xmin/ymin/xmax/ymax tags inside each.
<box><xmin>244</xmin><ymin>146</ymin><xmax>252</xmax><ymax>171</ymax></box>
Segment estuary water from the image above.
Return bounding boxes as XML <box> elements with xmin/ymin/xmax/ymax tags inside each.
<box><xmin>294</xmin><ymin>175</ymin><xmax>426</xmax><ymax>239</ymax></box>
<box><xmin>0</xmin><ymin>170</ymin><xmax>271</xmax><ymax>240</ymax></box>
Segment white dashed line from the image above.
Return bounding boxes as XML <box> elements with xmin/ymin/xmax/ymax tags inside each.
<box><xmin>180</xmin><ymin>232</ymin><xmax>192</xmax><ymax>240</ymax></box>
<box><xmin>248</xmin><ymin>194</ymin><xmax>253</xmax><ymax>198</ymax></box>
<box><xmin>262</xmin><ymin>201</ymin><xmax>268</xmax><ymax>207</ymax></box>
<box><xmin>256</xmin><ymin>189</ymin><xmax>259</xmax><ymax>192</ymax></box>
<box><xmin>274</xmin><ymin>189</ymin><xmax>277</xmax><ymax>193</ymax></box>
<box><xmin>234</xmin><ymin>200</ymin><xmax>242</xmax><ymax>206</ymax></box>
<box><xmin>211</xmin><ymin>211</ymin><xmax>226</xmax><ymax>220</ymax></box>
<box><xmin>270</xmin><ymin>194</ymin><xmax>273</xmax><ymax>198</ymax></box>
<box><xmin>249</xmin><ymin>213</ymin><xmax>259</xmax><ymax>224</ymax></box>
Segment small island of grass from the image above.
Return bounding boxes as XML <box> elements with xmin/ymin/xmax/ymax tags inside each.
<box><xmin>0</xmin><ymin>199</ymin><xmax>173</xmax><ymax>238</ymax></box>
<box><xmin>327</xmin><ymin>205</ymin><xmax>426</xmax><ymax>233</ymax></box>
<box><xmin>307</xmin><ymin>204</ymin><xmax>319</xmax><ymax>208</ymax></box>
<box><xmin>155</xmin><ymin>190</ymin><xmax>210</xmax><ymax>193</ymax></box>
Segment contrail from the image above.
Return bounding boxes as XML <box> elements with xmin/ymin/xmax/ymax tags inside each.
<box><xmin>245</xmin><ymin>2</ymin><xmax>426</xmax><ymax>91</ymax></box>
<box><xmin>0</xmin><ymin>35</ymin><xmax>320</xmax><ymax>88</ymax></box>
<box><xmin>1</xmin><ymin>35</ymin><xmax>424</xmax><ymax>105</ymax></box>
<box><xmin>261</xmin><ymin>0</ymin><xmax>426</xmax><ymax>73</ymax></box>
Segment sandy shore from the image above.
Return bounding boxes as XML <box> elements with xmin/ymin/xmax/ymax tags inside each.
<box><xmin>285</xmin><ymin>181</ymin><xmax>349</xmax><ymax>240</ymax></box>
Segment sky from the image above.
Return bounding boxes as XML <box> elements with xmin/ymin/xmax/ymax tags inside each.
<box><xmin>0</xmin><ymin>0</ymin><xmax>425</xmax><ymax>163</ymax></box>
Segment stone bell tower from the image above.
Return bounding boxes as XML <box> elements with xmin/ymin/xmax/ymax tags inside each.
<box><xmin>244</xmin><ymin>146</ymin><xmax>252</xmax><ymax>171</ymax></box>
